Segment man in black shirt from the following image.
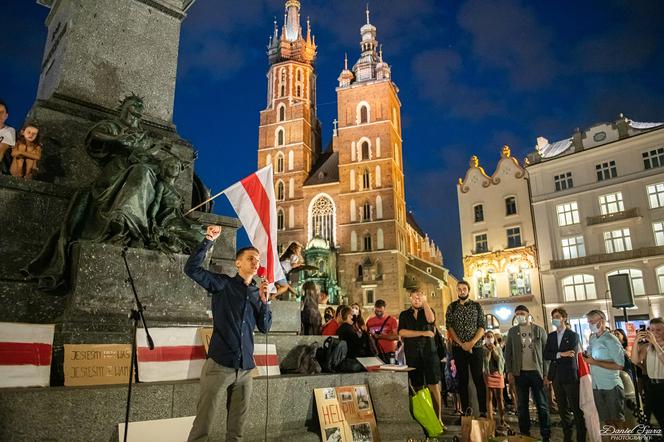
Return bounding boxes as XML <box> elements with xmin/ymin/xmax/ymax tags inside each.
<box><xmin>185</xmin><ymin>225</ymin><xmax>272</xmax><ymax>442</ymax></box>
<box><xmin>445</xmin><ymin>280</ymin><xmax>487</xmax><ymax>416</ymax></box>
<box><xmin>398</xmin><ymin>287</ymin><xmax>441</xmax><ymax>420</ymax></box>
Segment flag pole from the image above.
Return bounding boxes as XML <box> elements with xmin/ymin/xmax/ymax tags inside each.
<box><xmin>184</xmin><ymin>188</ymin><xmax>229</xmax><ymax>216</ymax></box>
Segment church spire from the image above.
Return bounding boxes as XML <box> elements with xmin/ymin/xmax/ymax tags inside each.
<box><xmin>284</xmin><ymin>0</ymin><xmax>301</xmax><ymax>42</ymax></box>
<box><xmin>267</xmin><ymin>0</ymin><xmax>317</xmax><ymax>66</ymax></box>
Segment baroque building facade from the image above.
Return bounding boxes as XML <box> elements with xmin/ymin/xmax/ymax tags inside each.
<box><xmin>257</xmin><ymin>1</ymin><xmax>452</xmax><ymax>314</ymax></box>
<box><xmin>457</xmin><ymin>146</ymin><xmax>544</xmax><ymax>332</ymax></box>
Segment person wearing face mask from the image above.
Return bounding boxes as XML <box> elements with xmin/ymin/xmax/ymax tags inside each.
<box><xmin>445</xmin><ymin>280</ymin><xmax>487</xmax><ymax>417</ymax></box>
<box><xmin>482</xmin><ymin>330</ymin><xmax>507</xmax><ymax>429</ymax></box>
<box><xmin>583</xmin><ymin>309</ymin><xmax>625</xmax><ymax>428</ymax></box>
<box><xmin>631</xmin><ymin>317</ymin><xmax>664</xmax><ymax>428</ymax></box>
<box><xmin>543</xmin><ymin>308</ymin><xmax>585</xmax><ymax>442</ymax></box>
<box><xmin>504</xmin><ymin>305</ymin><xmax>551</xmax><ymax>441</ymax></box>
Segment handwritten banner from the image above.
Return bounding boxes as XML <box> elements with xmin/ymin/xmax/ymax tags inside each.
<box><xmin>64</xmin><ymin>344</ymin><xmax>131</xmax><ymax>387</ymax></box>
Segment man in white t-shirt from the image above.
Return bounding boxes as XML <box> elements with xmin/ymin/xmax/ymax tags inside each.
<box><xmin>0</xmin><ymin>100</ymin><xmax>17</xmax><ymax>174</ymax></box>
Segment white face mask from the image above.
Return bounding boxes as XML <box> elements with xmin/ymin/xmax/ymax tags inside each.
<box><xmin>589</xmin><ymin>322</ymin><xmax>600</xmax><ymax>333</ymax></box>
<box><xmin>516</xmin><ymin>315</ymin><xmax>527</xmax><ymax>325</ymax></box>
<box><xmin>352</xmin><ymin>308</ymin><xmax>359</xmax><ymax>316</ymax></box>
<box><xmin>486</xmin><ymin>338</ymin><xmax>494</xmax><ymax>345</ymax></box>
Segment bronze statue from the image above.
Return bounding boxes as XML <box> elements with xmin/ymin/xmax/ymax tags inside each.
<box><xmin>24</xmin><ymin>95</ymin><xmax>203</xmax><ymax>291</ymax></box>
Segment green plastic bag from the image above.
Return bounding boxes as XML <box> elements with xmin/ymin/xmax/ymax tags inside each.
<box><xmin>410</xmin><ymin>386</ymin><xmax>445</xmax><ymax>437</ymax></box>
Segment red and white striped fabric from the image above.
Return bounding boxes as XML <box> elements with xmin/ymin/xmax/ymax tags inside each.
<box><xmin>577</xmin><ymin>353</ymin><xmax>601</xmax><ymax>442</ymax></box>
<box><xmin>0</xmin><ymin>322</ymin><xmax>54</xmax><ymax>388</ymax></box>
<box><xmin>253</xmin><ymin>343</ymin><xmax>280</xmax><ymax>376</ymax></box>
<box><xmin>225</xmin><ymin>165</ymin><xmax>286</xmax><ymax>292</ymax></box>
<box><xmin>137</xmin><ymin>327</ymin><xmax>206</xmax><ymax>382</ymax></box>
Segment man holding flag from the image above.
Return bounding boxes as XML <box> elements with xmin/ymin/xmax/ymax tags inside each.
<box><xmin>185</xmin><ymin>225</ymin><xmax>271</xmax><ymax>441</ymax></box>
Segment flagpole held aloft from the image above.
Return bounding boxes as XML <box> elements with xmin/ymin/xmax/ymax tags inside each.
<box><xmin>184</xmin><ymin>188</ymin><xmax>229</xmax><ymax>216</ymax></box>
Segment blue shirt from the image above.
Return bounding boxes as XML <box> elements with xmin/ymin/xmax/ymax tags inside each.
<box><xmin>184</xmin><ymin>239</ymin><xmax>272</xmax><ymax>370</ymax></box>
<box><xmin>587</xmin><ymin>331</ymin><xmax>624</xmax><ymax>390</ymax></box>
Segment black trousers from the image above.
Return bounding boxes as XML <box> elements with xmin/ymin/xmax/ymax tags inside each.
<box><xmin>648</xmin><ymin>380</ymin><xmax>664</xmax><ymax>429</ymax></box>
<box><xmin>452</xmin><ymin>345</ymin><xmax>487</xmax><ymax>413</ymax></box>
<box><xmin>552</xmin><ymin>378</ymin><xmax>586</xmax><ymax>442</ymax></box>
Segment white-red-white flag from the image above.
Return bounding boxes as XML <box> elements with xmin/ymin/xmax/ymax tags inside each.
<box><xmin>577</xmin><ymin>353</ymin><xmax>601</xmax><ymax>442</ymax></box>
<box><xmin>225</xmin><ymin>165</ymin><xmax>286</xmax><ymax>291</ymax></box>
<box><xmin>253</xmin><ymin>343</ymin><xmax>280</xmax><ymax>376</ymax></box>
<box><xmin>0</xmin><ymin>322</ymin><xmax>54</xmax><ymax>388</ymax></box>
<box><xmin>136</xmin><ymin>327</ymin><xmax>206</xmax><ymax>382</ymax></box>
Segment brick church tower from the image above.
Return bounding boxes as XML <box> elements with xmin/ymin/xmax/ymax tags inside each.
<box><xmin>333</xmin><ymin>7</ymin><xmax>410</xmax><ymax>308</ymax></box>
<box><xmin>257</xmin><ymin>0</ymin><xmax>322</xmax><ymax>251</ymax></box>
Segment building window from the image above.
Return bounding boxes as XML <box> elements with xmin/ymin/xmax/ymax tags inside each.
<box><xmin>654</xmin><ymin>221</ymin><xmax>664</xmax><ymax>246</ymax></box>
<box><xmin>377</xmin><ymin>229</ymin><xmax>384</xmax><ymax>249</ymax></box>
<box><xmin>599</xmin><ymin>192</ymin><xmax>624</xmax><ymax>215</ymax></box>
<box><xmin>561</xmin><ymin>236</ymin><xmax>586</xmax><ymax>259</ymax></box>
<box><xmin>505</xmin><ymin>196</ymin><xmax>517</xmax><ymax>215</ymax></box>
<box><xmin>596</xmin><ymin>161</ymin><xmax>617</xmax><ymax>181</ymax></box>
<box><xmin>357</xmin><ymin>265</ymin><xmax>363</xmax><ymax>280</ymax></box>
<box><xmin>296</xmin><ymin>85</ymin><xmax>301</xmax><ymax>97</ymax></box>
<box><xmin>364</xmin><ymin>289</ymin><xmax>375</xmax><ymax>305</ymax></box>
<box><xmin>554</xmin><ymin>172</ymin><xmax>573</xmax><ymax>191</ymax></box>
<box><xmin>643</xmin><ymin>147</ymin><xmax>664</xmax><ymax>170</ymax></box>
<box><xmin>485</xmin><ymin>314</ymin><xmax>500</xmax><ymax>330</ymax></box>
<box><xmin>277</xmin><ymin>209</ymin><xmax>284</xmax><ymax>230</ymax></box>
<box><xmin>276</xmin><ymin>181</ymin><xmax>285</xmax><ymax>201</ymax></box>
<box><xmin>607</xmin><ymin>269</ymin><xmax>645</xmax><ymax>296</ymax></box>
<box><xmin>362</xmin><ymin>202</ymin><xmax>371</xmax><ymax>221</ymax></box>
<box><xmin>657</xmin><ymin>266</ymin><xmax>664</xmax><ymax>294</ymax></box>
<box><xmin>474</xmin><ymin>233</ymin><xmax>488</xmax><ymax>254</ymax></box>
<box><xmin>476</xmin><ymin>269</ymin><xmax>496</xmax><ymax>298</ymax></box>
<box><xmin>556</xmin><ymin>202</ymin><xmax>580</xmax><ymax>226</ymax></box>
<box><xmin>362</xmin><ymin>169</ymin><xmax>370</xmax><ymax>189</ymax></box>
<box><xmin>509</xmin><ymin>263</ymin><xmax>532</xmax><ymax>296</ymax></box>
<box><xmin>363</xmin><ymin>234</ymin><xmax>372</xmax><ymax>251</ymax></box>
<box><xmin>474</xmin><ymin>204</ymin><xmax>484</xmax><ymax>223</ymax></box>
<box><xmin>278</xmin><ymin>105</ymin><xmax>285</xmax><ymax>122</ymax></box>
<box><xmin>562</xmin><ymin>274</ymin><xmax>597</xmax><ymax>301</ymax></box>
<box><xmin>276</xmin><ymin>153</ymin><xmax>284</xmax><ymax>173</ymax></box>
<box><xmin>361</xmin><ymin>141</ymin><xmax>370</xmax><ymax>161</ymax></box>
<box><xmin>647</xmin><ymin>183</ymin><xmax>664</xmax><ymax>209</ymax></box>
<box><xmin>604</xmin><ymin>228</ymin><xmax>632</xmax><ymax>253</ymax></box>
<box><xmin>506</xmin><ymin>227</ymin><xmax>522</xmax><ymax>248</ymax></box>
<box><xmin>276</xmin><ymin>128</ymin><xmax>284</xmax><ymax>146</ymax></box>
<box><xmin>310</xmin><ymin>194</ymin><xmax>335</xmax><ymax>244</ymax></box>
<box><xmin>360</xmin><ymin>105</ymin><xmax>368</xmax><ymax>124</ymax></box>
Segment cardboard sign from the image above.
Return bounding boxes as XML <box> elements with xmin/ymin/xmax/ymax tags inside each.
<box><xmin>198</xmin><ymin>327</ymin><xmax>212</xmax><ymax>354</ymax></box>
<box><xmin>64</xmin><ymin>344</ymin><xmax>131</xmax><ymax>386</ymax></box>
<box><xmin>314</xmin><ymin>384</ymin><xmax>380</xmax><ymax>442</ymax></box>
<box><xmin>118</xmin><ymin>416</ymin><xmax>195</xmax><ymax>442</ymax></box>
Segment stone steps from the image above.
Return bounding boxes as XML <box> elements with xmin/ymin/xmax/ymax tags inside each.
<box><xmin>0</xmin><ymin>370</ymin><xmax>424</xmax><ymax>441</ymax></box>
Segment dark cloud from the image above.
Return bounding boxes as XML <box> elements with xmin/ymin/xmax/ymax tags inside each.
<box><xmin>458</xmin><ymin>0</ymin><xmax>559</xmax><ymax>90</ymax></box>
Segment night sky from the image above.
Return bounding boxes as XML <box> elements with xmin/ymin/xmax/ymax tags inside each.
<box><xmin>2</xmin><ymin>0</ymin><xmax>664</xmax><ymax>278</ymax></box>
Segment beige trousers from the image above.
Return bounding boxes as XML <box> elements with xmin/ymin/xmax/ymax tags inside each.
<box><xmin>187</xmin><ymin>358</ymin><xmax>253</xmax><ymax>442</ymax></box>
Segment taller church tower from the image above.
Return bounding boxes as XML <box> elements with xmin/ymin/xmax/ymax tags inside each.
<box><xmin>258</xmin><ymin>0</ymin><xmax>322</xmax><ymax>252</ymax></box>
<box><xmin>334</xmin><ymin>7</ymin><xmax>410</xmax><ymax>308</ymax></box>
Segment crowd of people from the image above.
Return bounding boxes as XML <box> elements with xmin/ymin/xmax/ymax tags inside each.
<box><xmin>0</xmin><ymin>100</ymin><xmax>43</xmax><ymax>179</ymax></box>
<box><xmin>308</xmin><ymin>279</ymin><xmax>664</xmax><ymax>441</ymax></box>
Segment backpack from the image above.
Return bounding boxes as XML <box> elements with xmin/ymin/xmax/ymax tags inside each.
<box><xmin>317</xmin><ymin>337</ymin><xmax>348</xmax><ymax>373</ymax></box>
<box><xmin>280</xmin><ymin>342</ymin><xmax>322</xmax><ymax>375</ymax></box>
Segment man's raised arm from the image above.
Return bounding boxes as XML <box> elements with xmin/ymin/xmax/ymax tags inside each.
<box><xmin>184</xmin><ymin>225</ymin><xmax>227</xmax><ymax>293</ymax></box>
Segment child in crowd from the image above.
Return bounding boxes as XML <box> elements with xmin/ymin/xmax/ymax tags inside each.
<box><xmin>483</xmin><ymin>330</ymin><xmax>507</xmax><ymax>429</ymax></box>
<box><xmin>10</xmin><ymin>123</ymin><xmax>42</xmax><ymax>179</ymax></box>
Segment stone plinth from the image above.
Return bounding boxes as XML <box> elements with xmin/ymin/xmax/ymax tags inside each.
<box><xmin>0</xmin><ymin>371</ymin><xmax>422</xmax><ymax>441</ymax></box>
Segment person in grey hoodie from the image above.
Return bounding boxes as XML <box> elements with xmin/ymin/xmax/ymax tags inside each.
<box><xmin>504</xmin><ymin>305</ymin><xmax>551</xmax><ymax>442</ymax></box>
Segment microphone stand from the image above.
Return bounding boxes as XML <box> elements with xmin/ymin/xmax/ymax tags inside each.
<box><xmin>121</xmin><ymin>246</ymin><xmax>155</xmax><ymax>442</ymax></box>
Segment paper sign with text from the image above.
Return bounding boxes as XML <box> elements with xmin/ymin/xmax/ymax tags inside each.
<box><xmin>64</xmin><ymin>344</ymin><xmax>131</xmax><ymax>386</ymax></box>
<box><xmin>314</xmin><ymin>384</ymin><xmax>379</xmax><ymax>442</ymax></box>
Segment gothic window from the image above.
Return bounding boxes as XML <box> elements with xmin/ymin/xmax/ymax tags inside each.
<box><xmin>361</xmin><ymin>142</ymin><xmax>370</xmax><ymax>161</ymax></box>
<box><xmin>376</xmin><ymin>196</ymin><xmax>383</xmax><ymax>219</ymax></box>
<box><xmin>280</xmin><ymin>84</ymin><xmax>285</xmax><ymax>97</ymax></box>
<box><xmin>362</xmin><ymin>202</ymin><xmax>371</xmax><ymax>221</ymax></box>
<box><xmin>350</xmin><ymin>169</ymin><xmax>356</xmax><ymax>191</ymax></box>
<box><xmin>363</xmin><ymin>233</ymin><xmax>372</xmax><ymax>251</ymax></box>
<box><xmin>288</xmin><ymin>178</ymin><xmax>294</xmax><ymax>198</ymax></box>
<box><xmin>297</xmin><ymin>69</ymin><xmax>302</xmax><ymax>81</ymax></box>
<box><xmin>276</xmin><ymin>181</ymin><xmax>285</xmax><ymax>201</ymax></box>
<box><xmin>279</xmin><ymin>69</ymin><xmax>286</xmax><ymax>97</ymax></box>
<box><xmin>360</xmin><ymin>105</ymin><xmax>368</xmax><ymax>124</ymax></box>
<box><xmin>357</xmin><ymin>265</ymin><xmax>364</xmax><ymax>280</ymax></box>
<box><xmin>276</xmin><ymin>153</ymin><xmax>284</xmax><ymax>173</ymax></box>
<box><xmin>362</xmin><ymin>169</ymin><xmax>370</xmax><ymax>189</ymax></box>
<box><xmin>278</xmin><ymin>105</ymin><xmax>285</xmax><ymax>122</ymax></box>
<box><xmin>309</xmin><ymin>194</ymin><xmax>335</xmax><ymax>244</ymax></box>
<box><xmin>277</xmin><ymin>128</ymin><xmax>284</xmax><ymax>146</ymax></box>
<box><xmin>288</xmin><ymin>151</ymin><xmax>294</xmax><ymax>170</ymax></box>
<box><xmin>350</xmin><ymin>199</ymin><xmax>357</xmax><ymax>222</ymax></box>
<box><xmin>377</xmin><ymin>229</ymin><xmax>384</xmax><ymax>249</ymax></box>
<box><xmin>296</xmin><ymin>85</ymin><xmax>301</xmax><ymax>97</ymax></box>
<box><xmin>277</xmin><ymin>209</ymin><xmax>284</xmax><ymax>230</ymax></box>
<box><xmin>375</xmin><ymin>166</ymin><xmax>381</xmax><ymax>187</ymax></box>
